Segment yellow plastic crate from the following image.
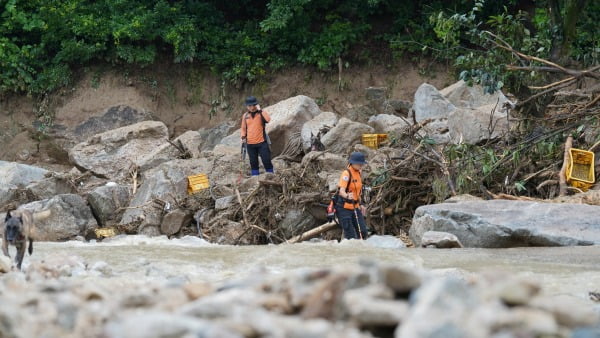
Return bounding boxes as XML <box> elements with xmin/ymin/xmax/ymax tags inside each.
<box><xmin>95</xmin><ymin>227</ymin><xmax>117</xmax><ymax>238</ymax></box>
<box><xmin>187</xmin><ymin>173</ymin><xmax>210</xmax><ymax>194</ymax></box>
<box><xmin>566</xmin><ymin>148</ymin><xmax>595</xmax><ymax>191</ymax></box>
<box><xmin>362</xmin><ymin>134</ymin><xmax>388</xmax><ymax>149</ymax></box>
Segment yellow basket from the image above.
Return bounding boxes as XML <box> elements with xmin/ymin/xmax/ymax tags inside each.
<box><xmin>362</xmin><ymin>134</ymin><xmax>388</xmax><ymax>149</ymax></box>
<box><xmin>566</xmin><ymin>148</ymin><xmax>595</xmax><ymax>191</ymax></box>
<box><xmin>188</xmin><ymin>173</ymin><xmax>210</xmax><ymax>194</ymax></box>
<box><xmin>95</xmin><ymin>227</ymin><xmax>117</xmax><ymax>238</ymax></box>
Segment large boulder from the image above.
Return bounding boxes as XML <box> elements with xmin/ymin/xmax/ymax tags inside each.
<box><xmin>172</xmin><ymin>131</ymin><xmax>202</xmax><ymax>159</ymax></box>
<box><xmin>410</xmin><ymin>200</ymin><xmax>600</xmax><ymax>248</ymax></box>
<box><xmin>300</xmin><ymin>112</ymin><xmax>338</xmax><ymax>152</ymax></box>
<box><xmin>413</xmin><ymin>83</ymin><xmax>455</xmax><ymax>144</ymax></box>
<box><xmin>0</xmin><ymin>161</ymin><xmax>48</xmax><ymax>208</ymax></box>
<box><xmin>120</xmin><ymin>159</ymin><xmax>213</xmax><ymax>235</ymax></box>
<box><xmin>440</xmin><ymin>80</ymin><xmax>510</xmax><ymax>111</ymax></box>
<box><xmin>367</xmin><ymin>114</ymin><xmax>410</xmax><ymax>135</ymax></box>
<box><xmin>209</xmin><ymin>144</ymin><xmax>245</xmax><ymax>186</ymax></box>
<box><xmin>12</xmin><ymin>194</ymin><xmax>98</xmax><ymax>241</ymax></box>
<box><xmin>0</xmin><ymin>161</ymin><xmax>48</xmax><ymax>186</ymax></box>
<box><xmin>396</xmin><ymin>278</ymin><xmax>488</xmax><ymax>337</ymax></box>
<box><xmin>25</xmin><ymin>177</ymin><xmax>78</xmax><ymax>201</ymax></box>
<box><xmin>69</xmin><ymin>121</ymin><xmax>178</xmax><ymax>182</ymax></box>
<box><xmin>279</xmin><ymin>209</ymin><xmax>317</xmax><ymax>238</ymax></box>
<box><xmin>264</xmin><ymin>95</ymin><xmax>322</xmax><ymax>156</ymax></box>
<box><xmin>413</xmin><ymin>83</ymin><xmax>456</xmax><ymax>122</ymax></box>
<box><xmin>46</xmin><ymin>105</ymin><xmax>153</xmax><ymax>151</ymax></box>
<box><xmin>198</xmin><ymin>122</ymin><xmax>237</xmax><ymax>152</ymax></box>
<box><xmin>321</xmin><ymin>118</ymin><xmax>374</xmax><ymax>154</ymax></box>
<box><xmin>87</xmin><ymin>184</ymin><xmax>131</xmax><ymax>227</ymax></box>
<box><xmin>447</xmin><ymin>107</ymin><xmax>509</xmax><ymax>144</ymax></box>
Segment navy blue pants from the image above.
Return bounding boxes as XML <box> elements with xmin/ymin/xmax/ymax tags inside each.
<box><xmin>337</xmin><ymin>206</ymin><xmax>368</xmax><ymax>239</ymax></box>
<box><xmin>247</xmin><ymin>141</ymin><xmax>273</xmax><ymax>175</ymax></box>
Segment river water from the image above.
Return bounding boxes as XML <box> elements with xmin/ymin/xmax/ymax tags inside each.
<box><xmin>29</xmin><ymin>236</ymin><xmax>600</xmax><ymax>299</ymax></box>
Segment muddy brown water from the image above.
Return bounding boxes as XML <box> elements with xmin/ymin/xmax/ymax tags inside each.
<box><xmin>25</xmin><ymin>237</ymin><xmax>600</xmax><ymax>299</ymax></box>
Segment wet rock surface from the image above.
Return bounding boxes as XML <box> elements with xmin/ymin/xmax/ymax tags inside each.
<box><xmin>0</xmin><ymin>242</ymin><xmax>597</xmax><ymax>338</ymax></box>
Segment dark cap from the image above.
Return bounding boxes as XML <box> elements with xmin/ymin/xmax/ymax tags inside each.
<box><xmin>245</xmin><ymin>96</ymin><xmax>259</xmax><ymax>106</ymax></box>
<box><xmin>349</xmin><ymin>152</ymin><xmax>367</xmax><ymax>165</ymax></box>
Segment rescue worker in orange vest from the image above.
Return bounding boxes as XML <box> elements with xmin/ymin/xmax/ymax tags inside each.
<box><xmin>335</xmin><ymin>152</ymin><xmax>368</xmax><ymax>239</ymax></box>
<box><xmin>240</xmin><ymin>96</ymin><xmax>274</xmax><ymax>176</ymax></box>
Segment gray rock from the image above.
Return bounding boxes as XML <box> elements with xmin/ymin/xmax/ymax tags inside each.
<box><xmin>321</xmin><ymin>118</ymin><xmax>374</xmax><ymax>154</ymax></box>
<box><xmin>530</xmin><ymin>295</ymin><xmax>600</xmax><ymax>328</ymax></box>
<box><xmin>87</xmin><ymin>184</ymin><xmax>131</xmax><ymax>227</ymax></box>
<box><xmin>383</xmin><ymin>99</ymin><xmax>412</xmax><ymax>117</ymax></box>
<box><xmin>69</xmin><ymin>105</ymin><xmax>153</xmax><ymax>144</ymax></box>
<box><xmin>265</xmin><ymin>95</ymin><xmax>322</xmax><ymax>156</ymax></box>
<box><xmin>413</xmin><ymin>83</ymin><xmax>455</xmax><ymax>144</ymax></box>
<box><xmin>410</xmin><ymin>200</ymin><xmax>600</xmax><ymax>248</ymax></box>
<box><xmin>279</xmin><ymin>209</ymin><xmax>317</xmax><ymax>238</ymax></box>
<box><xmin>300</xmin><ymin>151</ymin><xmax>347</xmax><ymax>173</ymax></box>
<box><xmin>366</xmin><ymin>87</ymin><xmax>388</xmax><ymax>113</ymax></box>
<box><xmin>380</xmin><ymin>265</ymin><xmax>421</xmax><ymax>293</ymax></box>
<box><xmin>0</xmin><ymin>161</ymin><xmax>48</xmax><ymax>208</ymax></box>
<box><xmin>69</xmin><ymin>121</ymin><xmax>178</xmax><ymax>182</ymax></box>
<box><xmin>346</xmin><ymin>105</ymin><xmax>377</xmax><ymax>124</ymax></box>
<box><xmin>396</xmin><ymin>277</ymin><xmax>487</xmax><ymax>338</ymax></box>
<box><xmin>421</xmin><ymin>231</ymin><xmax>463</xmax><ymax>248</ymax></box>
<box><xmin>494</xmin><ymin>277</ymin><xmax>540</xmax><ymax>306</ymax></box>
<box><xmin>214</xmin><ymin>195</ymin><xmax>238</xmax><ymax>211</ymax></box>
<box><xmin>0</xmin><ymin>161</ymin><xmax>49</xmax><ymax>186</ymax></box>
<box><xmin>172</xmin><ymin>130</ymin><xmax>202</xmax><ymax>158</ymax></box>
<box><xmin>17</xmin><ymin>194</ymin><xmax>98</xmax><ymax>241</ymax></box>
<box><xmin>25</xmin><ymin>175</ymin><xmax>77</xmax><ymax>201</ymax></box>
<box><xmin>198</xmin><ymin>121</ymin><xmax>236</xmax><ymax>151</ymax></box>
<box><xmin>344</xmin><ymin>285</ymin><xmax>409</xmax><ymax>327</ymax></box>
<box><xmin>440</xmin><ymin>80</ymin><xmax>510</xmax><ymax>110</ymax></box>
<box><xmin>104</xmin><ymin>312</ymin><xmax>242</xmax><ymax>338</ymax></box>
<box><xmin>367</xmin><ymin>114</ymin><xmax>410</xmax><ymax>135</ymax></box>
<box><xmin>447</xmin><ymin>106</ymin><xmax>509</xmax><ymax>144</ymax></box>
<box><xmin>365</xmin><ymin>235</ymin><xmax>407</xmax><ymax>249</ymax></box>
<box><xmin>413</xmin><ymin>83</ymin><xmax>456</xmax><ymax>122</ymax></box>
<box><xmin>161</xmin><ymin>209</ymin><xmax>193</xmax><ymax>236</ymax></box>
<box><xmin>120</xmin><ymin>159</ymin><xmax>213</xmax><ymax>232</ymax></box>
<box><xmin>301</xmin><ymin>111</ymin><xmax>338</xmax><ymax>152</ymax></box>
<box><xmin>497</xmin><ymin>307</ymin><xmax>560</xmax><ymax>336</ymax></box>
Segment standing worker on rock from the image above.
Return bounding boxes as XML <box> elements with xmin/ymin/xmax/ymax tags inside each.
<box><xmin>241</xmin><ymin>96</ymin><xmax>274</xmax><ymax>176</ymax></box>
<box><xmin>335</xmin><ymin>152</ymin><xmax>368</xmax><ymax>239</ymax></box>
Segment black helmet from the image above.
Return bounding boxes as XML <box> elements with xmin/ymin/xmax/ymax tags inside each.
<box><xmin>245</xmin><ymin>96</ymin><xmax>259</xmax><ymax>106</ymax></box>
<box><xmin>349</xmin><ymin>152</ymin><xmax>367</xmax><ymax>165</ymax></box>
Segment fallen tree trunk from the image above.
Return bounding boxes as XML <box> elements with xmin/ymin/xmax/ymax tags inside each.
<box><xmin>287</xmin><ymin>222</ymin><xmax>338</xmax><ymax>244</ymax></box>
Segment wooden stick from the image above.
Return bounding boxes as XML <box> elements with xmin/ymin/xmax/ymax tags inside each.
<box><xmin>287</xmin><ymin>222</ymin><xmax>338</xmax><ymax>244</ymax></box>
<box><xmin>559</xmin><ymin>135</ymin><xmax>573</xmax><ymax>196</ymax></box>
<box><xmin>235</xmin><ymin>188</ymin><xmax>250</xmax><ymax>227</ymax></box>
<box><xmin>528</xmin><ymin>76</ymin><xmax>576</xmax><ymax>90</ymax></box>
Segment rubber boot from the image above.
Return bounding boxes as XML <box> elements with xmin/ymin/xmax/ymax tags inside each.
<box><xmin>266</xmin><ymin>168</ymin><xmax>274</xmax><ymax>173</ymax></box>
<box><xmin>251</xmin><ymin>169</ymin><xmax>260</xmax><ymax>176</ymax></box>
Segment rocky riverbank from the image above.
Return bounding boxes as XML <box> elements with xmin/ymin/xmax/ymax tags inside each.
<box><xmin>1</xmin><ymin>239</ymin><xmax>599</xmax><ymax>338</ymax></box>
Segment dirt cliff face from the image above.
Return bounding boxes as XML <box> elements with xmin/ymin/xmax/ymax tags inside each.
<box><xmin>0</xmin><ymin>61</ymin><xmax>451</xmax><ymax>169</ymax></box>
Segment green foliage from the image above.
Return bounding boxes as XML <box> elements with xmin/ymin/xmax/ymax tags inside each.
<box><xmin>0</xmin><ymin>0</ymin><xmax>597</xmax><ymax>95</ymax></box>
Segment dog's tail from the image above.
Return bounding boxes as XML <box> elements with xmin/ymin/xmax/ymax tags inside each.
<box><xmin>29</xmin><ymin>238</ymin><xmax>33</xmax><ymax>255</ymax></box>
<box><xmin>32</xmin><ymin>209</ymin><xmax>51</xmax><ymax>221</ymax></box>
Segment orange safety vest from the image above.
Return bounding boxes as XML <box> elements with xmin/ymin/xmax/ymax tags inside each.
<box><xmin>241</xmin><ymin>110</ymin><xmax>271</xmax><ymax>145</ymax></box>
<box><xmin>337</xmin><ymin>165</ymin><xmax>362</xmax><ymax>210</ymax></box>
